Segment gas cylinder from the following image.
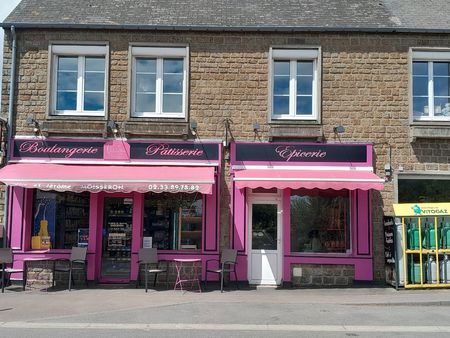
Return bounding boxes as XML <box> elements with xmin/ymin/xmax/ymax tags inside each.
<box><xmin>440</xmin><ymin>255</ymin><xmax>450</xmax><ymax>283</ymax></box>
<box><xmin>409</xmin><ymin>257</ymin><xmax>423</xmax><ymax>284</ymax></box>
<box><xmin>442</xmin><ymin>222</ymin><xmax>450</xmax><ymax>249</ymax></box>
<box><xmin>423</xmin><ymin>222</ymin><xmax>437</xmax><ymax>249</ymax></box>
<box><xmin>426</xmin><ymin>255</ymin><xmax>437</xmax><ymax>284</ymax></box>
<box><xmin>408</xmin><ymin>223</ymin><xmax>420</xmax><ymax>250</ymax></box>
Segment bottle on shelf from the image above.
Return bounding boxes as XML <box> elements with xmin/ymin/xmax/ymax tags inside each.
<box><xmin>423</xmin><ymin>220</ymin><xmax>437</xmax><ymax>250</ymax></box>
<box><xmin>441</xmin><ymin>222</ymin><xmax>450</xmax><ymax>249</ymax></box>
<box><xmin>407</xmin><ymin>223</ymin><xmax>420</xmax><ymax>250</ymax></box>
<box><xmin>409</xmin><ymin>256</ymin><xmax>423</xmax><ymax>284</ymax></box>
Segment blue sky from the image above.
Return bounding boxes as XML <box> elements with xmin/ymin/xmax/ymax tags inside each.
<box><xmin>1</xmin><ymin>0</ymin><xmax>22</xmax><ymax>108</ymax></box>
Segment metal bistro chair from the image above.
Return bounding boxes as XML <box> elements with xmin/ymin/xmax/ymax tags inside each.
<box><xmin>0</xmin><ymin>248</ymin><xmax>24</xmax><ymax>293</ymax></box>
<box><xmin>205</xmin><ymin>248</ymin><xmax>238</xmax><ymax>292</ymax></box>
<box><xmin>53</xmin><ymin>247</ymin><xmax>88</xmax><ymax>291</ymax></box>
<box><xmin>136</xmin><ymin>248</ymin><xmax>168</xmax><ymax>292</ymax></box>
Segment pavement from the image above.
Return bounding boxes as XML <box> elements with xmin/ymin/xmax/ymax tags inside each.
<box><xmin>1</xmin><ymin>284</ymin><xmax>450</xmax><ymax>337</ymax></box>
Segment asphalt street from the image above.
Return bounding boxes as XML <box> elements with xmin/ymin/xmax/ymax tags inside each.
<box><xmin>1</xmin><ymin>285</ymin><xmax>450</xmax><ymax>337</ymax></box>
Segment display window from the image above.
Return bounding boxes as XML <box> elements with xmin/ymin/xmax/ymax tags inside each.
<box><xmin>143</xmin><ymin>192</ymin><xmax>203</xmax><ymax>251</ymax></box>
<box><xmin>398</xmin><ymin>178</ymin><xmax>450</xmax><ymax>203</ymax></box>
<box><xmin>290</xmin><ymin>189</ymin><xmax>350</xmax><ymax>254</ymax></box>
<box><xmin>31</xmin><ymin>190</ymin><xmax>90</xmax><ymax>250</ymax></box>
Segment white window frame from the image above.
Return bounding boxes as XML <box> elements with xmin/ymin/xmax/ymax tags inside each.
<box><xmin>50</xmin><ymin>44</ymin><xmax>108</xmax><ymax>117</ymax></box>
<box><xmin>270</xmin><ymin>48</ymin><xmax>320</xmax><ymax>121</ymax></box>
<box><xmin>130</xmin><ymin>46</ymin><xmax>188</xmax><ymax>118</ymax></box>
<box><xmin>410</xmin><ymin>48</ymin><xmax>450</xmax><ymax>122</ymax></box>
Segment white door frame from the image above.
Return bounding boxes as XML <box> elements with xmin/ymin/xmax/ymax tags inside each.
<box><xmin>247</xmin><ymin>191</ymin><xmax>283</xmax><ymax>285</ymax></box>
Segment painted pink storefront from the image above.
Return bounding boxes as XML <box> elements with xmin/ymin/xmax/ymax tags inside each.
<box><xmin>1</xmin><ymin>137</ymin><xmax>221</xmax><ymax>284</ymax></box>
<box><xmin>230</xmin><ymin>142</ymin><xmax>384</xmax><ymax>285</ymax></box>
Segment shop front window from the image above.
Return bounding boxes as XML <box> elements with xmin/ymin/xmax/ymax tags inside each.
<box><xmin>31</xmin><ymin>190</ymin><xmax>90</xmax><ymax>250</ymax></box>
<box><xmin>398</xmin><ymin>178</ymin><xmax>450</xmax><ymax>202</ymax></box>
<box><xmin>290</xmin><ymin>189</ymin><xmax>350</xmax><ymax>254</ymax></box>
<box><xmin>143</xmin><ymin>192</ymin><xmax>203</xmax><ymax>251</ymax></box>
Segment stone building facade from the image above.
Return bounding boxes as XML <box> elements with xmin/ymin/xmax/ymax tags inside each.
<box><xmin>2</xmin><ymin>2</ymin><xmax>450</xmax><ymax>287</ymax></box>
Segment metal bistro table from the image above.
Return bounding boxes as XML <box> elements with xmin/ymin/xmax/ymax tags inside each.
<box><xmin>173</xmin><ymin>258</ymin><xmax>202</xmax><ymax>292</ymax></box>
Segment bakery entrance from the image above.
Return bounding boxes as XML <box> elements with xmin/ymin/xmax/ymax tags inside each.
<box><xmin>101</xmin><ymin>196</ymin><xmax>133</xmax><ymax>282</ymax></box>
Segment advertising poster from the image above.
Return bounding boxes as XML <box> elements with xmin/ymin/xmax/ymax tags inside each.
<box><xmin>33</xmin><ymin>191</ymin><xmax>57</xmax><ymax>249</ymax></box>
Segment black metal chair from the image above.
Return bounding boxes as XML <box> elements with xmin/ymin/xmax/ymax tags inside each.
<box><xmin>0</xmin><ymin>248</ymin><xmax>24</xmax><ymax>293</ymax></box>
<box><xmin>53</xmin><ymin>247</ymin><xmax>88</xmax><ymax>291</ymax></box>
<box><xmin>136</xmin><ymin>248</ymin><xmax>168</xmax><ymax>292</ymax></box>
<box><xmin>205</xmin><ymin>248</ymin><xmax>238</xmax><ymax>292</ymax></box>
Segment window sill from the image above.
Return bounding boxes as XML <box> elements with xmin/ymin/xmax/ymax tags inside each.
<box><xmin>288</xmin><ymin>252</ymin><xmax>354</xmax><ymax>258</ymax></box>
<box><xmin>41</xmin><ymin>119</ymin><xmax>106</xmax><ymax>137</ymax></box>
<box><xmin>123</xmin><ymin>120</ymin><xmax>189</xmax><ymax>139</ymax></box>
<box><xmin>409</xmin><ymin>123</ymin><xmax>450</xmax><ymax>142</ymax></box>
<box><xmin>269</xmin><ymin>123</ymin><xmax>323</xmax><ymax>141</ymax></box>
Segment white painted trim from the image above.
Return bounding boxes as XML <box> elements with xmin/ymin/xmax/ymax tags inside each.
<box><xmin>131</xmin><ymin>46</ymin><xmax>187</xmax><ymax>57</ymax></box>
<box><xmin>232</xmin><ymin>165</ymin><xmax>375</xmax><ymax>171</ymax></box>
<box><xmin>412</xmin><ymin>50</ymin><xmax>450</xmax><ymax>60</ymax></box>
<box><xmin>272</xmin><ymin>49</ymin><xmax>319</xmax><ymax>59</ymax></box>
<box><xmin>247</xmin><ymin>195</ymin><xmax>283</xmax><ymax>285</ymax></box>
<box><xmin>52</xmin><ymin>45</ymin><xmax>107</xmax><ymax>55</ymax></box>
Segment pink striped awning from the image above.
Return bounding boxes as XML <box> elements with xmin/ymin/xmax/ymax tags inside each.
<box><xmin>0</xmin><ymin>163</ymin><xmax>215</xmax><ymax>194</ymax></box>
<box><xmin>233</xmin><ymin>169</ymin><xmax>384</xmax><ymax>191</ymax></box>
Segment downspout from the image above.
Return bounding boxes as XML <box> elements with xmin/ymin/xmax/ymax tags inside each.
<box><xmin>3</xmin><ymin>26</ymin><xmax>17</xmax><ymax>247</ymax></box>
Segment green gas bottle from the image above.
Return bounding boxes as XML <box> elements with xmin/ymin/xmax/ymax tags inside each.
<box><xmin>409</xmin><ymin>257</ymin><xmax>423</xmax><ymax>284</ymax></box>
<box><xmin>442</xmin><ymin>222</ymin><xmax>450</xmax><ymax>249</ymax></box>
<box><xmin>408</xmin><ymin>223</ymin><xmax>420</xmax><ymax>250</ymax></box>
<box><xmin>423</xmin><ymin>221</ymin><xmax>436</xmax><ymax>249</ymax></box>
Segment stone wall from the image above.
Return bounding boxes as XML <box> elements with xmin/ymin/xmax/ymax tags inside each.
<box><xmin>2</xmin><ymin>29</ymin><xmax>450</xmax><ymax>282</ymax></box>
<box><xmin>291</xmin><ymin>264</ymin><xmax>355</xmax><ymax>287</ymax></box>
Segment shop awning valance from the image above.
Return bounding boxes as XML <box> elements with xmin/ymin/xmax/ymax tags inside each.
<box><xmin>233</xmin><ymin>169</ymin><xmax>384</xmax><ymax>191</ymax></box>
<box><xmin>0</xmin><ymin>163</ymin><xmax>215</xmax><ymax>194</ymax></box>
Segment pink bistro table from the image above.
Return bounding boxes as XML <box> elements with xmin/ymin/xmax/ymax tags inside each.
<box><xmin>173</xmin><ymin>258</ymin><xmax>202</xmax><ymax>292</ymax></box>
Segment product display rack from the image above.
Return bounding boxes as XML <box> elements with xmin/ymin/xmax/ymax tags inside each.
<box><xmin>401</xmin><ymin>215</ymin><xmax>450</xmax><ymax>288</ymax></box>
<box><xmin>178</xmin><ymin>207</ymin><xmax>202</xmax><ymax>250</ymax></box>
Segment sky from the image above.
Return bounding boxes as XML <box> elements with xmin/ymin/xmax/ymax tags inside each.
<box><xmin>0</xmin><ymin>0</ymin><xmax>22</xmax><ymax>108</ymax></box>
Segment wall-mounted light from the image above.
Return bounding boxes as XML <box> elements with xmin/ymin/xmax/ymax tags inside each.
<box><xmin>333</xmin><ymin>125</ymin><xmax>345</xmax><ymax>134</ymax></box>
<box><xmin>190</xmin><ymin>120</ymin><xmax>198</xmax><ymax>136</ymax></box>
<box><xmin>106</xmin><ymin>119</ymin><xmax>118</xmax><ymax>136</ymax></box>
<box><xmin>253</xmin><ymin>122</ymin><xmax>260</xmax><ymax>133</ymax></box>
<box><xmin>26</xmin><ymin>114</ymin><xmax>40</xmax><ymax>134</ymax></box>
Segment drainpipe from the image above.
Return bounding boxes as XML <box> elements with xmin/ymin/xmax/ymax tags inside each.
<box><xmin>2</xmin><ymin>26</ymin><xmax>17</xmax><ymax>247</ymax></box>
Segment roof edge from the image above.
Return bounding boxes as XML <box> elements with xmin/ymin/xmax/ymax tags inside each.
<box><xmin>2</xmin><ymin>22</ymin><xmax>450</xmax><ymax>34</ymax></box>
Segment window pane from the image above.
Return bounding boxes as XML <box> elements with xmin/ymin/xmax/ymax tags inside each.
<box><xmin>297</xmin><ymin>75</ymin><xmax>313</xmax><ymax>95</ymax></box>
<box><xmin>273</xmin><ymin>96</ymin><xmax>289</xmax><ymax>115</ymax></box>
<box><xmin>56</xmin><ymin>92</ymin><xmax>77</xmax><ymax>110</ymax></box>
<box><xmin>252</xmin><ymin>204</ymin><xmax>277</xmax><ymax>250</ymax></box>
<box><xmin>433</xmin><ymin>62</ymin><xmax>450</xmax><ymax>76</ymax></box>
<box><xmin>413</xmin><ymin>62</ymin><xmax>428</xmax><ymax>76</ymax></box>
<box><xmin>84</xmin><ymin>72</ymin><xmax>105</xmax><ymax>91</ymax></box>
<box><xmin>84</xmin><ymin>92</ymin><xmax>104</xmax><ymax>111</ymax></box>
<box><xmin>143</xmin><ymin>192</ymin><xmax>203</xmax><ymax>250</ymax></box>
<box><xmin>412</xmin><ymin>76</ymin><xmax>428</xmax><ymax>96</ymax></box>
<box><xmin>274</xmin><ymin>61</ymin><xmax>290</xmax><ymax>75</ymax></box>
<box><xmin>273</xmin><ymin>76</ymin><xmax>289</xmax><ymax>95</ymax></box>
<box><xmin>136</xmin><ymin>58</ymin><xmax>156</xmax><ymax>73</ymax></box>
<box><xmin>136</xmin><ymin>74</ymin><xmax>156</xmax><ymax>92</ymax></box>
<box><xmin>163</xmin><ymin>59</ymin><xmax>183</xmax><ymax>74</ymax></box>
<box><xmin>433</xmin><ymin>77</ymin><xmax>450</xmax><ymax>97</ymax></box>
<box><xmin>85</xmin><ymin>57</ymin><xmax>105</xmax><ymax>72</ymax></box>
<box><xmin>434</xmin><ymin>97</ymin><xmax>450</xmax><ymax>116</ymax></box>
<box><xmin>290</xmin><ymin>190</ymin><xmax>350</xmax><ymax>253</ymax></box>
<box><xmin>398</xmin><ymin>179</ymin><xmax>450</xmax><ymax>203</ymax></box>
<box><xmin>296</xmin><ymin>96</ymin><xmax>313</xmax><ymax>115</ymax></box>
<box><xmin>297</xmin><ymin>61</ymin><xmax>313</xmax><ymax>75</ymax></box>
<box><xmin>58</xmin><ymin>57</ymin><xmax>78</xmax><ymax>71</ymax></box>
<box><xmin>413</xmin><ymin>97</ymin><xmax>429</xmax><ymax>118</ymax></box>
<box><xmin>163</xmin><ymin>74</ymin><xmax>183</xmax><ymax>93</ymax></box>
<box><xmin>163</xmin><ymin>93</ymin><xmax>183</xmax><ymax>113</ymax></box>
<box><xmin>57</xmin><ymin>72</ymin><xmax>77</xmax><ymax>91</ymax></box>
<box><xmin>136</xmin><ymin>93</ymin><xmax>155</xmax><ymax>112</ymax></box>
<box><xmin>32</xmin><ymin>190</ymin><xmax>90</xmax><ymax>250</ymax></box>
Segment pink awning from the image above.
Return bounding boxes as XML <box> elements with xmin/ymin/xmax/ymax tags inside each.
<box><xmin>0</xmin><ymin>163</ymin><xmax>215</xmax><ymax>194</ymax></box>
<box><xmin>234</xmin><ymin>169</ymin><xmax>384</xmax><ymax>191</ymax></box>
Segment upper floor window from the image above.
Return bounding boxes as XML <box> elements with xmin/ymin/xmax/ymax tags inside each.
<box><xmin>131</xmin><ymin>46</ymin><xmax>188</xmax><ymax>118</ymax></box>
<box><xmin>50</xmin><ymin>45</ymin><xmax>108</xmax><ymax>116</ymax></box>
<box><xmin>271</xmin><ymin>48</ymin><xmax>320</xmax><ymax>121</ymax></box>
<box><xmin>412</xmin><ymin>49</ymin><xmax>450</xmax><ymax>122</ymax></box>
